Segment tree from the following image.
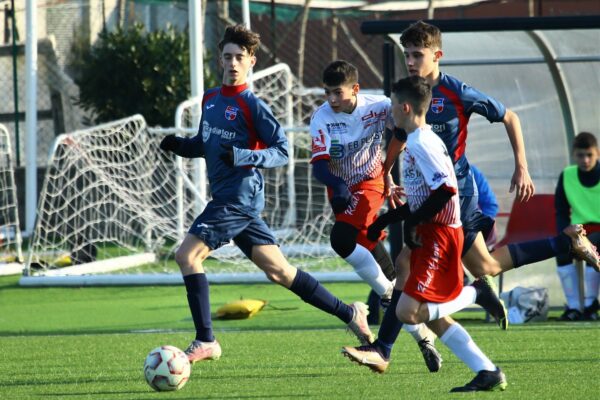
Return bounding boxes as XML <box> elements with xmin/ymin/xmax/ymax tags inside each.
<box><xmin>69</xmin><ymin>23</ymin><xmax>217</xmax><ymax>127</ymax></box>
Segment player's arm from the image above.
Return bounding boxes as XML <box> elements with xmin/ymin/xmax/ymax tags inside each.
<box><xmin>312</xmin><ymin>159</ymin><xmax>351</xmax><ymax>214</ymax></box>
<box><xmin>463</xmin><ymin>84</ymin><xmax>534</xmax><ymax>202</ymax></box>
<box><xmin>159</xmin><ymin>131</ymin><xmax>205</xmax><ymax>158</ymax></box>
<box><xmin>554</xmin><ymin>172</ymin><xmax>571</xmax><ymax>233</ymax></box>
<box><xmin>232</xmin><ymin>100</ymin><xmax>289</xmax><ymax>169</ymax></box>
<box><xmin>502</xmin><ymin>108</ymin><xmax>535</xmax><ymax>202</ymax></box>
<box><xmin>367</xmin><ymin>186</ymin><xmax>454</xmax><ymax>244</ymax></box>
<box><xmin>309</xmin><ymin>113</ymin><xmax>351</xmax><ymax>214</ymax></box>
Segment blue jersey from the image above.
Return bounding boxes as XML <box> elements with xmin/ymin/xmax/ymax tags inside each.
<box><xmin>428</xmin><ymin>73</ymin><xmax>506</xmax><ymax>196</ymax></box>
<box><xmin>172</xmin><ymin>84</ymin><xmax>288</xmax><ymax>215</ymax></box>
<box><xmin>471</xmin><ymin>165</ymin><xmax>499</xmax><ymax>218</ymax></box>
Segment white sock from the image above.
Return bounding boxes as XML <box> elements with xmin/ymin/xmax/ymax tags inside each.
<box><xmin>344</xmin><ymin>244</ymin><xmax>391</xmax><ymax>296</ymax></box>
<box><xmin>427</xmin><ymin>286</ymin><xmax>477</xmax><ymax>321</ymax></box>
<box><xmin>557</xmin><ymin>263</ymin><xmax>580</xmax><ymax>309</ymax></box>
<box><xmin>440</xmin><ymin>322</ymin><xmax>496</xmax><ymax>373</ymax></box>
<box><xmin>584</xmin><ymin>266</ymin><xmax>600</xmax><ymax>307</ymax></box>
<box><xmin>404</xmin><ymin>323</ymin><xmax>435</xmax><ymax>343</ymax></box>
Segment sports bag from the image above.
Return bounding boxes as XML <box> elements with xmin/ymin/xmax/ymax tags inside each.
<box><xmin>500</xmin><ymin>286</ymin><xmax>549</xmax><ymax>324</ymax></box>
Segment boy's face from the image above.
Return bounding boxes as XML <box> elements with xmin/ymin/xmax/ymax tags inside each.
<box><xmin>403</xmin><ymin>43</ymin><xmax>442</xmax><ymax>79</ymax></box>
<box><xmin>391</xmin><ymin>95</ymin><xmax>410</xmax><ymax>130</ymax></box>
<box><xmin>573</xmin><ymin>146</ymin><xmax>599</xmax><ymax>172</ymax></box>
<box><xmin>220</xmin><ymin>43</ymin><xmax>256</xmax><ymax>86</ymax></box>
<box><xmin>323</xmin><ymin>82</ymin><xmax>359</xmax><ymax>114</ymax></box>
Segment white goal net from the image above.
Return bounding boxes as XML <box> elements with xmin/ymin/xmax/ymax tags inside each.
<box><xmin>22</xmin><ymin>64</ymin><xmax>353</xmax><ymax>285</ymax></box>
<box><xmin>0</xmin><ymin>124</ymin><xmax>23</xmax><ymax>275</ymax></box>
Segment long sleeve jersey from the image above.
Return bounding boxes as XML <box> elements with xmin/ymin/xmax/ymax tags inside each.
<box><xmin>171</xmin><ymin>84</ymin><xmax>288</xmax><ymax>215</ymax></box>
<box><xmin>309</xmin><ymin>94</ymin><xmax>393</xmax><ymax>188</ymax></box>
<box><xmin>428</xmin><ymin>72</ymin><xmax>506</xmax><ymax>196</ymax></box>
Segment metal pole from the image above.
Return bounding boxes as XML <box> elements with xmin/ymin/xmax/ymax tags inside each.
<box><xmin>10</xmin><ymin>0</ymin><xmax>19</xmax><ymax>166</ymax></box>
<box><xmin>189</xmin><ymin>0</ymin><xmax>203</xmax><ymax>98</ymax></box>
<box><xmin>188</xmin><ymin>0</ymin><xmax>205</xmax><ymax>217</ymax></box>
<box><xmin>25</xmin><ymin>0</ymin><xmax>37</xmax><ymax>235</ymax></box>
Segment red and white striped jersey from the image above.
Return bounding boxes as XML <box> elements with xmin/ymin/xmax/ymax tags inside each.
<box><xmin>310</xmin><ymin>94</ymin><xmax>393</xmax><ymax>187</ymax></box>
<box><xmin>402</xmin><ymin>125</ymin><xmax>461</xmax><ymax>227</ymax></box>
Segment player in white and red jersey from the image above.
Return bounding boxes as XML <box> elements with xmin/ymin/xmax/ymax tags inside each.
<box><xmin>310</xmin><ymin>60</ymin><xmax>396</xmax><ymax>305</ymax></box>
<box><xmin>342</xmin><ymin>76</ymin><xmax>508</xmax><ymax>393</ymax></box>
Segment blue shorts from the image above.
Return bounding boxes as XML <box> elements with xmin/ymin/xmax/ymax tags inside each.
<box><xmin>460</xmin><ymin>194</ymin><xmax>495</xmax><ymax>256</ymax></box>
<box><xmin>188</xmin><ymin>202</ymin><xmax>277</xmax><ymax>259</ymax></box>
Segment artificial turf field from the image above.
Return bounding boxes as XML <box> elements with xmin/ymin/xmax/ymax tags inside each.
<box><xmin>1</xmin><ymin>274</ymin><xmax>598</xmax><ymax>399</ymax></box>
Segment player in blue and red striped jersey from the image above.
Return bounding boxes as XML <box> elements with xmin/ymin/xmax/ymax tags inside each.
<box><xmin>159</xmin><ymin>25</ymin><xmax>374</xmax><ymax>365</ymax></box>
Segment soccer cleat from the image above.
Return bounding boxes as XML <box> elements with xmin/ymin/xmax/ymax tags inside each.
<box><xmin>418</xmin><ymin>338</ymin><xmax>443</xmax><ymax>373</ymax></box>
<box><xmin>450</xmin><ymin>367</ymin><xmax>508</xmax><ymax>392</ymax></box>
<box><xmin>341</xmin><ymin>344</ymin><xmax>389</xmax><ymax>374</ymax></box>
<box><xmin>583</xmin><ymin>299</ymin><xmax>599</xmax><ymax>321</ymax></box>
<box><xmin>563</xmin><ymin>224</ymin><xmax>600</xmax><ymax>272</ymax></box>
<box><xmin>559</xmin><ymin>307</ymin><xmax>583</xmax><ymax>321</ymax></box>
<box><xmin>347</xmin><ymin>302</ymin><xmax>375</xmax><ymax>345</ymax></box>
<box><xmin>472</xmin><ymin>276</ymin><xmax>508</xmax><ymax>330</ymax></box>
<box><xmin>184</xmin><ymin>340</ymin><xmax>222</xmax><ymax>364</ymax></box>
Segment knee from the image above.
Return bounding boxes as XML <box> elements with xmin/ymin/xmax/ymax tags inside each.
<box><xmin>263</xmin><ymin>263</ymin><xmax>294</xmax><ymax>287</ymax></box>
<box><xmin>330</xmin><ymin>222</ymin><xmax>358</xmax><ymax>258</ymax></box>
<box><xmin>396</xmin><ymin>308</ymin><xmax>420</xmax><ymax>325</ymax></box>
<box><xmin>174</xmin><ymin>248</ymin><xmax>194</xmax><ymax>268</ymax></box>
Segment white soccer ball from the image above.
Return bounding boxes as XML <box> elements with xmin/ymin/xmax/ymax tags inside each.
<box><xmin>143</xmin><ymin>345</ymin><xmax>191</xmax><ymax>391</ymax></box>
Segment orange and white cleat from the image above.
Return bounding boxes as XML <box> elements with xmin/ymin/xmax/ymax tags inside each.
<box><xmin>563</xmin><ymin>224</ymin><xmax>600</xmax><ymax>271</ymax></box>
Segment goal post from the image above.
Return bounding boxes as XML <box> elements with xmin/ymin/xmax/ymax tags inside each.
<box><xmin>0</xmin><ymin>124</ymin><xmax>24</xmax><ymax>275</ymax></box>
<box><xmin>20</xmin><ymin>64</ymin><xmax>358</xmax><ymax>286</ymax></box>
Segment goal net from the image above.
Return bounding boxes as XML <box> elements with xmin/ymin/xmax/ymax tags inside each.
<box><xmin>0</xmin><ymin>124</ymin><xmax>23</xmax><ymax>275</ymax></box>
<box><xmin>22</xmin><ymin>64</ymin><xmax>354</xmax><ymax>286</ymax></box>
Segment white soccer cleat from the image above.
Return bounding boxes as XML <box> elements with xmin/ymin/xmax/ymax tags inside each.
<box><xmin>346</xmin><ymin>302</ymin><xmax>375</xmax><ymax>345</ymax></box>
<box><xmin>341</xmin><ymin>344</ymin><xmax>389</xmax><ymax>374</ymax></box>
<box><xmin>184</xmin><ymin>340</ymin><xmax>222</xmax><ymax>364</ymax></box>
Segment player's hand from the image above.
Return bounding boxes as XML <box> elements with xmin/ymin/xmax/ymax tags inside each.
<box><xmin>219</xmin><ymin>144</ymin><xmax>235</xmax><ymax>167</ymax></box>
<box><xmin>331</xmin><ymin>185</ymin><xmax>352</xmax><ymax>214</ymax></box>
<box><xmin>403</xmin><ymin>220</ymin><xmax>421</xmax><ymax>249</ymax></box>
<box><xmin>383</xmin><ymin>175</ymin><xmax>406</xmax><ymax>209</ymax></box>
<box><xmin>510</xmin><ymin>167</ymin><xmax>535</xmax><ymax>202</ymax></box>
<box><xmin>159</xmin><ymin>135</ymin><xmax>178</xmax><ymax>152</ymax></box>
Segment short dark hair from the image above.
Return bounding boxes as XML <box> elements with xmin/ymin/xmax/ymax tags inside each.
<box><xmin>322</xmin><ymin>60</ymin><xmax>358</xmax><ymax>86</ymax></box>
<box><xmin>391</xmin><ymin>76</ymin><xmax>432</xmax><ymax>115</ymax></box>
<box><xmin>573</xmin><ymin>131</ymin><xmax>598</xmax><ymax>150</ymax></box>
<box><xmin>400</xmin><ymin>20</ymin><xmax>442</xmax><ymax>49</ymax></box>
<box><xmin>218</xmin><ymin>25</ymin><xmax>260</xmax><ymax>55</ymax></box>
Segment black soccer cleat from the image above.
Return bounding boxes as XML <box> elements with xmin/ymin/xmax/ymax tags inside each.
<box><xmin>583</xmin><ymin>298</ymin><xmax>599</xmax><ymax>321</ymax></box>
<box><xmin>472</xmin><ymin>276</ymin><xmax>508</xmax><ymax>330</ymax></box>
<box><xmin>450</xmin><ymin>367</ymin><xmax>508</xmax><ymax>392</ymax></box>
<box><xmin>418</xmin><ymin>338</ymin><xmax>442</xmax><ymax>373</ymax></box>
<box><xmin>559</xmin><ymin>307</ymin><xmax>583</xmax><ymax>321</ymax></box>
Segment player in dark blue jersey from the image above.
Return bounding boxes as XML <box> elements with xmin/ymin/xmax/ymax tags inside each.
<box><xmin>342</xmin><ymin>21</ymin><xmax>599</xmax><ymax>391</ymax></box>
<box><xmin>159</xmin><ymin>25</ymin><xmax>374</xmax><ymax>364</ymax></box>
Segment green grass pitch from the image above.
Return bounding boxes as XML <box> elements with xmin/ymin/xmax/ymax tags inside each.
<box><xmin>0</xmin><ymin>274</ymin><xmax>598</xmax><ymax>399</ymax></box>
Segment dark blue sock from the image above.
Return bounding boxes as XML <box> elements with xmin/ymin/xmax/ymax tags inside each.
<box><xmin>290</xmin><ymin>269</ymin><xmax>353</xmax><ymax>324</ymax></box>
<box><xmin>508</xmin><ymin>234</ymin><xmax>571</xmax><ymax>268</ymax></box>
<box><xmin>183</xmin><ymin>273</ymin><xmax>214</xmax><ymax>342</ymax></box>
<box><xmin>375</xmin><ymin>289</ymin><xmax>403</xmax><ymax>359</ymax></box>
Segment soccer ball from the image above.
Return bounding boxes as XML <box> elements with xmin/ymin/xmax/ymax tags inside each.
<box><xmin>143</xmin><ymin>345</ymin><xmax>191</xmax><ymax>391</ymax></box>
